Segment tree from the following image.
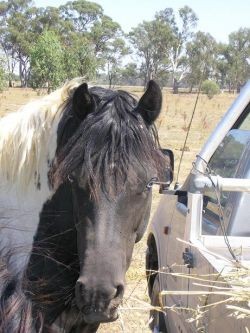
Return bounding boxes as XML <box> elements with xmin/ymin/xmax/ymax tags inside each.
<box><xmin>104</xmin><ymin>37</ymin><xmax>129</xmax><ymax>87</ymax></box>
<box><xmin>215</xmin><ymin>29</ymin><xmax>250</xmax><ymax>92</ymax></box>
<box><xmin>90</xmin><ymin>15</ymin><xmax>122</xmax><ymax>56</ymax></box>
<box><xmin>119</xmin><ymin>62</ymin><xmax>140</xmax><ymax>85</ymax></box>
<box><xmin>30</xmin><ymin>30</ymin><xmax>65</xmax><ymax>92</ymax></box>
<box><xmin>0</xmin><ymin>0</ymin><xmax>127</xmax><ymax>88</ymax></box>
<box><xmin>63</xmin><ymin>34</ymin><xmax>97</xmax><ymax>80</ymax></box>
<box><xmin>0</xmin><ymin>0</ymin><xmax>42</xmax><ymax>87</ymax></box>
<box><xmin>0</xmin><ymin>57</ymin><xmax>6</xmax><ymax>92</ymax></box>
<box><xmin>227</xmin><ymin>28</ymin><xmax>250</xmax><ymax>92</ymax></box>
<box><xmin>59</xmin><ymin>0</ymin><xmax>103</xmax><ymax>32</ymax></box>
<box><xmin>129</xmin><ymin>19</ymin><xmax>172</xmax><ymax>87</ymax></box>
<box><xmin>214</xmin><ymin>43</ymin><xmax>231</xmax><ymax>90</ymax></box>
<box><xmin>156</xmin><ymin>6</ymin><xmax>198</xmax><ymax>93</ymax></box>
<box><xmin>186</xmin><ymin>31</ymin><xmax>217</xmax><ymax>92</ymax></box>
<box><xmin>34</xmin><ymin>6</ymin><xmax>73</xmax><ymax>38</ymax></box>
<box><xmin>201</xmin><ymin>80</ymin><xmax>220</xmax><ymax>99</ymax></box>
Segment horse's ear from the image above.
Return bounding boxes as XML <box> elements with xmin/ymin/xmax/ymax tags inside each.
<box><xmin>137</xmin><ymin>80</ymin><xmax>162</xmax><ymax>125</ymax></box>
<box><xmin>72</xmin><ymin>83</ymin><xmax>95</xmax><ymax>120</ymax></box>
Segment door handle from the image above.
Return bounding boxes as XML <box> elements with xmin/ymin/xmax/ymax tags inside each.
<box><xmin>176</xmin><ymin>202</ymin><xmax>188</xmax><ymax>216</ymax></box>
<box><xmin>182</xmin><ymin>248</ymin><xmax>194</xmax><ymax>268</ymax></box>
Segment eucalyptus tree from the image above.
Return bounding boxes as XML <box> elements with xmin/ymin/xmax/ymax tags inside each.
<box><xmin>59</xmin><ymin>1</ymin><xmax>125</xmax><ymax>79</ymax></box>
<box><xmin>129</xmin><ymin>19</ymin><xmax>172</xmax><ymax>87</ymax></box>
<box><xmin>186</xmin><ymin>31</ymin><xmax>217</xmax><ymax>92</ymax></box>
<box><xmin>0</xmin><ymin>0</ymin><xmax>41</xmax><ymax>87</ymax></box>
<box><xmin>0</xmin><ymin>57</ymin><xmax>6</xmax><ymax>91</ymax></box>
<box><xmin>63</xmin><ymin>33</ymin><xmax>97</xmax><ymax>80</ymax></box>
<box><xmin>103</xmin><ymin>37</ymin><xmax>129</xmax><ymax>87</ymax></box>
<box><xmin>156</xmin><ymin>6</ymin><xmax>198</xmax><ymax>93</ymax></box>
<box><xmin>215</xmin><ymin>29</ymin><xmax>250</xmax><ymax>92</ymax></box>
<box><xmin>227</xmin><ymin>28</ymin><xmax>250</xmax><ymax>92</ymax></box>
<box><xmin>119</xmin><ymin>62</ymin><xmax>140</xmax><ymax>85</ymax></box>
<box><xmin>214</xmin><ymin>42</ymin><xmax>231</xmax><ymax>90</ymax></box>
<box><xmin>90</xmin><ymin>15</ymin><xmax>122</xmax><ymax>55</ymax></box>
<box><xmin>59</xmin><ymin>0</ymin><xmax>103</xmax><ymax>32</ymax></box>
<box><xmin>30</xmin><ymin>30</ymin><xmax>65</xmax><ymax>92</ymax></box>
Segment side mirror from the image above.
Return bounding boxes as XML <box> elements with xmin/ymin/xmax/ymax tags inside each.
<box><xmin>160</xmin><ymin>149</ymin><xmax>174</xmax><ymax>193</ymax></box>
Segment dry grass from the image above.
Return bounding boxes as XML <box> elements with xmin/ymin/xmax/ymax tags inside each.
<box><xmin>159</xmin><ymin>257</ymin><xmax>250</xmax><ymax>328</ymax></box>
<box><xmin>0</xmin><ymin>85</ymin><xmax>237</xmax><ymax>332</ymax></box>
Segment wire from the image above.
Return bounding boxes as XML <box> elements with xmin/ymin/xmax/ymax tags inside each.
<box><xmin>175</xmin><ymin>64</ymin><xmax>209</xmax><ymax>186</ymax></box>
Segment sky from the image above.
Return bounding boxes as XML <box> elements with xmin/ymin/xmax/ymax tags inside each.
<box><xmin>34</xmin><ymin>0</ymin><xmax>250</xmax><ymax>43</ymax></box>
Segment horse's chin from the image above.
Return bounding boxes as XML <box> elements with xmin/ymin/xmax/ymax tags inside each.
<box><xmin>82</xmin><ymin>308</ymin><xmax>119</xmax><ymax>324</ymax></box>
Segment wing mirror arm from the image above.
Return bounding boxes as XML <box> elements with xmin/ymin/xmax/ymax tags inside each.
<box><xmin>149</xmin><ymin>149</ymin><xmax>188</xmax><ymax>195</ymax></box>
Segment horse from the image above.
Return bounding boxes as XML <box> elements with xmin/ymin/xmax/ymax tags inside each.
<box><xmin>0</xmin><ymin>79</ymin><xmax>168</xmax><ymax>332</ymax></box>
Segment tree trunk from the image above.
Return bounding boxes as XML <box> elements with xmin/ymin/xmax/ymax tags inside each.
<box><xmin>6</xmin><ymin>61</ymin><xmax>13</xmax><ymax>87</ymax></box>
<box><xmin>236</xmin><ymin>82</ymin><xmax>241</xmax><ymax>93</ymax></box>
<box><xmin>108</xmin><ymin>73</ymin><xmax>112</xmax><ymax>89</ymax></box>
<box><xmin>173</xmin><ymin>77</ymin><xmax>179</xmax><ymax>94</ymax></box>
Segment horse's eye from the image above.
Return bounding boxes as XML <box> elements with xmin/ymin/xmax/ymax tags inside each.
<box><xmin>145</xmin><ymin>177</ymin><xmax>158</xmax><ymax>191</ymax></box>
<box><xmin>68</xmin><ymin>174</ymin><xmax>75</xmax><ymax>183</ymax></box>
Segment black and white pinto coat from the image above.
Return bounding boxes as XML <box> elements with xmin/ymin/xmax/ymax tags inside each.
<box><xmin>0</xmin><ymin>79</ymin><xmax>166</xmax><ymax>332</ymax></box>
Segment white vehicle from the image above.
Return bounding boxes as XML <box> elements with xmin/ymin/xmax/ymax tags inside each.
<box><xmin>146</xmin><ymin>81</ymin><xmax>250</xmax><ymax>333</ymax></box>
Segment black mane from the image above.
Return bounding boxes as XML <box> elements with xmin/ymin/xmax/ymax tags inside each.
<box><xmin>0</xmin><ymin>248</ymin><xmax>42</xmax><ymax>333</ymax></box>
<box><xmin>53</xmin><ymin>86</ymin><xmax>167</xmax><ymax>197</ymax></box>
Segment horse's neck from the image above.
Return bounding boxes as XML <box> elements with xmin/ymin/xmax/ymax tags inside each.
<box><xmin>0</xmin><ymin>118</ymin><xmax>60</xmax><ymax>274</ymax></box>
<box><xmin>0</xmin><ymin>177</ymin><xmax>55</xmax><ymax>270</ymax></box>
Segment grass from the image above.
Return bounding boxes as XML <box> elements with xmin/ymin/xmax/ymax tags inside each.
<box><xmin>0</xmin><ymin>85</ymin><xmax>237</xmax><ymax>332</ymax></box>
<box><xmin>158</xmin><ymin>257</ymin><xmax>250</xmax><ymax>331</ymax></box>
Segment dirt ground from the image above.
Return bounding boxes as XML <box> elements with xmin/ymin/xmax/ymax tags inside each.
<box><xmin>0</xmin><ymin>85</ymin><xmax>236</xmax><ymax>332</ymax></box>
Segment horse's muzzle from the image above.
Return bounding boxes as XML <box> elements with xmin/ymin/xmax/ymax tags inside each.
<box><xmin>75</xmin><ymin>278</ymin><xmax>124</xmax><ymax>324</ymax></box>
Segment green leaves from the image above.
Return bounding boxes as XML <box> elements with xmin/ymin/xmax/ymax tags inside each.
<box><xmin>186</xmin><ymin>31</ymin><xmax>217</xmax><ymax>89</ymax></box>
<box><xmin>0</xmin><ymin>57</ymin><xmax>6</xmax><ymax>92</ymax></box>
<box><xmin>30</xmin><ymin>30</ymin><xmax>65</xmax><ymax>92</ymax></box>
<box><xmin>63</xmin><ymin>34</ymin><xmax>97</xmax><ymax>80</ymax></box>
<box><xmin>0</xmin><ymin>1</ymin><xmax>249</xmax><ymax>91</ymax></box>
<box><xmin>0</xmin><ymin>0</ymin><xmax>122</xmax><ymax>89</ymax></box>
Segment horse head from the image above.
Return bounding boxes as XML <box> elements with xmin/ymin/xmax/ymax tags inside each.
<box><xmin>50</xmin><ymin>81</ymin><xmax>168</xmax><ymax>325</ymax></box>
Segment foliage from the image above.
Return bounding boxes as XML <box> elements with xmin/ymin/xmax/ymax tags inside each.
<box><xmin>59</xmin><ymin>0</ymin><xmax>103</xmax><ymax>32</ymax></box>
<box><xmin>90</xmin><ymin>15</ymin><xmax>122</xmax><ymax>56</ymax></box>
<box><xmin>201</xmin><ymin>80</ymin><xmax>220</xmax><ymax>99</ymax></box>
<box><xmin>104</xmin><ymin>37</ymin><xmax>129</xmax><ymax>87</ymax></box>
<box><xmin>0</xmin><ymin>58</ymin><xmax>6</xmax><ymax>92</ymax></box>
<box><xmin>186</xmin><ymin>31</ymin><xmax>217</xmax><ymax>91</ymax></box>
<box><xmin>0</xmin><ymin>0</ymin><xmax>41</xmax><ymax>87</ymax></box>
<box><xmin>0</xmin><ymin>0</ymin><xmax>123</xmax><ymax>87</ymax></box>
<box><xmin>129</xmin><ymin>19</ymin><xmax>172</xmax><ymax>86</ymax></box>
<box><xmin>216</xmin><ymin>28</ymin><xmax>250</xmax><ymax>92</ymax></box>
<box><xmin>156</xmin><ymin>6</ymin><xmax>198</xmax><ymax>93</ymax></box>
<box><xmin>227</xmin><ymin>28</ymin><xmax>250</xmax><ymax>92</ymax></box>
<box><xmin>0</xmin><ymin>1</ymin><xmax>249</xmax><ymax>89</ymax></box>
<box><xmin>63</xmin><ymin>34</ymin><xmax>97</xmax><ymax>80</ymax></box>
<box><xmin>30</xmin><ymin>30</ymin><xmax>65</xmax><ymax>92</ymax></box>
<box><xmin>119</xmin><ymin>62</ymin><xmax>140</xmax><ymax>85</ymax></box>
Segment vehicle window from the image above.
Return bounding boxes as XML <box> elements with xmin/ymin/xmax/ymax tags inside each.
<box><xmin>202</xmin><ymin>121</ymin><xmax>250</xmax><ymax>236</ymax></box>
<box><xmin>234</xmin><ymin>102</ymin><xmax>250</xmax><ymax>130</ymax></box>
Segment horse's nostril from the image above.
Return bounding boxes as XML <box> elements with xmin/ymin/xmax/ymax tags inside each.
<box><xmin>76</xmin><ymin>280</ymin><xmax>83</xmax><ymax>294</ymax></box>
<box><xmin>115</xmin><ymin>284</ymin><xmax>124</xmax><ymax>298</ymax></box>
<box><xmin>82</xmin><ymin>305</ymin><xmax>92</xmax><ymax>315</ymax></box>
<box><xmin>75</xmin><ymin>278</ymin><xmax>124</xmax><ymax>311</ymax></box>
<box><xmin>75</xmin><ymin>279</ymin><xmax>87</xmax><ymax>304</ymax></box>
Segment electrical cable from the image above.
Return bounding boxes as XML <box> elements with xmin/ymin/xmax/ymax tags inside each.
<box><xmin>175</xmin><ymin>74</ymin><xmax>204</xmax><ymax>186</ymax></box>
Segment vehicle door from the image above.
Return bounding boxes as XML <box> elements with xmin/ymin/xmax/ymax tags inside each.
<box><xmin>187</xmin><ymin>104</ymin><xmax>250</xmax><ymax>332</ymax></box>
